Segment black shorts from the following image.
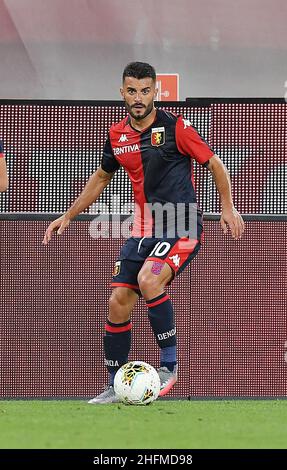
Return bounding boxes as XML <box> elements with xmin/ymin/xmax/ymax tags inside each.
<box><xmin>111</xmin><ymin>234</ymin><xmax>202</xmax><ymax>295</ymax></box>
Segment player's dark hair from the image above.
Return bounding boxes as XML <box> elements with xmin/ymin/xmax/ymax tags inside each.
<box><xmin>123</xmin><ymin>62</ymin><xmax>156</xmax><ymax>82</ymax></box>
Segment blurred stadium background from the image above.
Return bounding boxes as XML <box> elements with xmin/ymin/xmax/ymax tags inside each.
<box><xmin>0</xmin><ymin>0</ymin><xmax>286</xmax><ymax>100</ymax></box>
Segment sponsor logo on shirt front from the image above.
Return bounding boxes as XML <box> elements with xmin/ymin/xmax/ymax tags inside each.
<box><xmin>151</xmin><ymin>127</ymin><xmax>165</xmax><ymax>146</ymax></box>
<box><xmin>113</xmin><ymin>144</ymin><xmax>140</xmax><ymax>156</ymax></box>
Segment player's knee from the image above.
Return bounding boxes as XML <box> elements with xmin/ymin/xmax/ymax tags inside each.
<box><xmin>109</xmin><ymin>291</ymin><xmax>125</xmax><ymax>313</ymax></box>
<box><xmin>108</xmin><ymin>289</ymin><xmax>131</xmax><ymax>323</ymax></box>
<box><xmin>138</xmin><ymin>273</ymin><xmax>160</xmax><ymax>297</ymax></box>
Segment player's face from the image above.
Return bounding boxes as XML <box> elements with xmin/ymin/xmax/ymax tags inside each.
<box><xmin>121</xmin><ymin>77</ymin><xmax>157</xmax><ymax>121</ymax></box>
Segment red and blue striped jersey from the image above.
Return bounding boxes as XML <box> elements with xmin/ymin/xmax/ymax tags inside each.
<box><xmin>101</xmin><ymin>109</ymin><xmax>214</xmax><ymax>236</ymax></box>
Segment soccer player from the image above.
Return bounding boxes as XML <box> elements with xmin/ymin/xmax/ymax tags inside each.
<box><xmin>0</xmin><ymin>141</ymin><xmax>8</xmax><ymax>192</ymax></box>
<box><xmin>43</xmin><ymin>62</ymin><xmax>245</xmax><ymax>403</ymax></box>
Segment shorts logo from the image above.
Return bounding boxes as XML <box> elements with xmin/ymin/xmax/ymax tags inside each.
<box><xmin>151</xmin><ymin>127</ymin><xmax>165</xmax><ymax>146</ymax></box>
<box><xmin>113</xmin><ymin>261</ymin><xmax>121</xmax><ymax>276</ymax></box>
<box><xmin>169</xmin><ymin>254</ymin><xmax>181</xmax><ymax>267</ymax></box>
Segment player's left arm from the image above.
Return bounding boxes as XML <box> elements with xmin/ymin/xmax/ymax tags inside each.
<box><xmin>206</xmin><ymin>155</ymin><xmax>245</xmax><ymax>239</ymax></box>
<box><xmin>175</xmin><ymin>117</ymin><xmax>244</xmax><ymax>240</ymax></box>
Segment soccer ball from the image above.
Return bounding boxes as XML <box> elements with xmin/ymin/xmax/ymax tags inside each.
<box><xmin>114</xmin><ymin>361</ymin><xmax>161</xmax><ymax>405</ymax></box>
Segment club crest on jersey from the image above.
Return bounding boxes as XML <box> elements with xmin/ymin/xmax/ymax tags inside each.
<box><xmin>151</xmin><ymin>127</ymin><xmax>165</xmax><ymax>147</ymax></box>
<box><xmin>113</xmin><ymin>261</ymin><xmax>121</xmax><ymax>276</ymax></box>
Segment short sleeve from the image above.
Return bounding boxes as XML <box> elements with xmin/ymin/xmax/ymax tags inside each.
<box><xmin>175</xmin><ymin>116</ymin><xmax>214</xmax><ymax>165</ymax></box>
<box><xmin>101</xmin><ymin>135</ymin><xmax>120</xmax><ymax>173</ymax></box>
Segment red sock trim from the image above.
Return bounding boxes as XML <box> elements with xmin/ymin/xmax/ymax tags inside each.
<box><xmin>147</xmin><ymin>294</ymin><xmax>170</xmax><ymax>308</ymax></box>
<box><xmin>105</xmin><ymin>323</ymin><xmax>132</xmax><ymax>333</ymax></box>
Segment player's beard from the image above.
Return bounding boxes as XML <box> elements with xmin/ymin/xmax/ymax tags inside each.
<box><xmin>126</xmin><ymin>100</ymin><xmax>154</xmax><ymax>121</ymax></box>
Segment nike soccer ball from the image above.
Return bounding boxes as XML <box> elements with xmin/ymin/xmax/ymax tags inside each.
<box><xmin>114</xmin><ymin>361</ymin><xmax>161</xmax><ymax>405</ymax></box>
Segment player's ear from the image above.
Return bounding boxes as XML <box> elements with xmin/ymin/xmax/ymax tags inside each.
<box><xmin>154</xmin><ymin>87</ymin><xmax>158</xmax><ymax>100</ymax></box>
<box><xmin>120</xmin><ymin>87</ymin><xmax>124</xmax><ymax>99</ymax></box>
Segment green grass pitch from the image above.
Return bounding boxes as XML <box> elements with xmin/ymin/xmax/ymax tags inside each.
<box><xmin>0</xmin><ymin>400</ymin><xmax>287</xmax><ymax>449</ymax></box>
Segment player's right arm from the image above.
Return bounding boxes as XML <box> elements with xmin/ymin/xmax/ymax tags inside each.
<box><xmin>42</xmin><ymin>167</ymin><xmax>114</xmax><ymax>245</ymax></box>
<box><xmin>43</xmin><ymin>134</ymin><xmax>119</xmax><ymax>245</ymax></box>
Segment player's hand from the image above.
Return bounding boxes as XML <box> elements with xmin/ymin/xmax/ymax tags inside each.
<box><xmin>42</xmin><ymin>215</ymin><xmax>71</xmax><ymax>245</ymax></box>
<box><xmin>220</xmin><ymin>206</ymin><xmax>245</xmax><ymax>240</ymax></box>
